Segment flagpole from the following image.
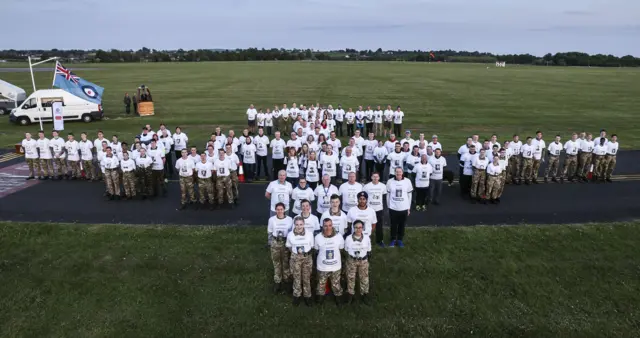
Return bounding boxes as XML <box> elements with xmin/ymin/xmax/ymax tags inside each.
<box><xmin>28</xmin><ymin>56</ymin><xmax>37</xmax><ymax>93</ymax></box>
<box><xmin>51</xmin><ymin>60</ymin><xmax>58</xmax><ymax>88</ymax></box>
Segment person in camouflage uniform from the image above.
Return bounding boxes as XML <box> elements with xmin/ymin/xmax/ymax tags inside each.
<box><xmin>544</xmin><ymin>135</ymin><xmax>563</xmax><ymax>183</ymax></box>
<box><xmin>315</xmin><ymin>219</ymin><xmax>344</xmax><ymax>306</ymax></box>
<box><xmin>345</xmin><ymin>220</ymin><xmax>371</xmax><ymax>305</ymax></box>
<box><xmin>226</xmin><ymin>144</ymin><xmax>240</xmax><ymax>203</ymax></box>
<box><xmin>270</xmin><ymin>204</ymin><xmax>292</xmax><ymax>293</ymax></box>
<box><xmin>135</xmin><ymin>148</ymin><xmax>154</xmax><ymax>199</ymax></box>
<box><xmin>196</xmin><ymin>153</ymin><xmax>213</xmax><ymax>208</ymax></box>
<box><xmin>592</xmin><ymin>138</ymin><xmax>608</xmax><ymax>182</ymax></box>
<box><xmin>216</xmin><ymin>173</ymin><xmax>233</xmax><ymax>205</ymax></box>
<box><xmin>120</xmin><ymin>152</ymin><xmax>137</xmax><ymax>199</ymax></box>
<box><xmin>287</xmin><ymin>216</ymin><xmax>314</xmax><ymax>306</ymax></box>
<box><xmin>180</xmin><ymin>173</ymin><xmax>195</xmax><ymax>205</ymax></box>
<box><xmin>470</xmin><ymin>150</ymin><xmax>488</xmax><ymax>202</ymax></box>
<box><xmin>486</xmin><ymin>157</ymin><xmax>503</xmax><ymax>203</ymax></box>
<box><xmin>497</xmin><ymin>149</ymin><xmax>508</xmax><ymax>198</ymax></box>
<box><xmin>604</xmin><ymin>135</ymin><xmax>619</xmax><ymax>183</ymax></box>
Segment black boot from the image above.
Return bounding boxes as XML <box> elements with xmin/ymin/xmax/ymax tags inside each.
<box><xmin>335</xmin><ymin>295</ymin><xmax>342</xmax><ymax>307</ymax></box>
<box><xmin>304</xmin><ymin>297</ymin><xmax>313</xmax><ymax>307</ymax></box>
<box><xmin>544</xmin><ymin>177</ymin><xmax>548</xmax><ymax>183</ymax></box>
<box><xmin>345</xmin><ymin>294</ymin><xmax>354</xmax><ymax>304</ymax></box>
<box><xmin>361</xmin><ymin>294</ymin><xmax>371</xmax><ymax>305</ymax></box>
<box><xmin>316</xmin><ymin>295</ymin><xmax>324</xmax><ymax>305</ymax></box>
<box><xmin>292</xmin><ymin>297</ymin><xmax>301</xmax><ymax>306</ymax></box>
<box><xmin>273</xmin><ymin>282</ymin><xmax>281</xmax><ymax>294</ymax></box>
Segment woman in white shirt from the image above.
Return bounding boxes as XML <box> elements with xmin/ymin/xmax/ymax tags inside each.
<box><xmin>241</xmin><ymin>137</ymin><xmax>257</xmax><ymax>182</ymax></box>
<box><xmin>414</xmin><ymin>154</ymin><xmax>434</xmax><ymax>211</ymax></box>
<box><xmin>268</xmin><ymin>202</ymin><xmax>293</xmax><ymax>293</ymax></box>
<box><xmin>305</xmin><ymin>151</ymin><xmax>320</xmax><ymax>190</ymax></box>
<box><xmin>386</xmin><ymin>167</ymin><xmax>413</xmax><ymax>248</ymax></box>
<box><xmin>286</xmin><ymin>215</ymin><xmax>314</xmax><ymax>306</ymax></box>
<box><xmin>284</xmin><ymin>147</ymin><xmax>300</xmax><ymax>187</ymax></box>
<box><xmin>298</xmin><ymin>143</ymin><xmax>310</xmax><ymax>176</ymax></box>
<box><xmin>291</xmin><ymin>178</ymin><xmax>316</xmax><ymax>215</ymax></box>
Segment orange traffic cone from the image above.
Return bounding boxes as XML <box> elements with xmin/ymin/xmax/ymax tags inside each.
<box><xmin>238</xmin><ymin>162</ymin><xmax>245</xmax><ymax>183</ymax></box>
<box><xmin>80</xmin><ymin>161</ymin><xmax>86</xmax><ymax>178</ymax></box>
<box><xmin>586</xmin><ymin>164</ymin><xmax>594</xmax><ymax>180</ymax></box>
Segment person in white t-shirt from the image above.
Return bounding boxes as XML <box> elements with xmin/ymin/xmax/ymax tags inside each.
<box><xmin>314</xmin><ymin>218</ymin><xmax>345</xmax><ymax>306</ymax></box>
<box><xmin>414</xmin><ymin>154</ymin><xmax>434</xmax><ymax>211</ymax></box>
<box><xmin>320</xmin><ymin>146</ymin><xmax>340</xmax><ymax>184</ymax></box>
<box><xmin>320</xmin><ymin>194</ymin><xmax>349</xmax><ymax>235</ymax></box>
<box><xmin>266</xmin><ymin>170</ymin><xmax>294</xmax><ymax>217</ymax></box>
<box><xmin>172</xmin><ymin>126</ymin><xmax>188</xmax><ymax>161</ymax></box>
<box><xmin>339</xmin><ymin>172</ymin><xmax>364</xmax><ymax>213</ymax></box>
<box><xmin>386</xmin><ymin>142</ymin><xmax>406</xmax><ymax>180</ymax></box>
<box><xmin>393</xmin><ymin>106</ymin><xmax>404</xmax><ymax>136</ymax></box>
<box><xmin>333</xmin><ymin>104</ymin><xmax>345</xmax><ymax>137</ymax></box>
<box><xmin>64</xmin><ymin>133</ymin><xmax>81</xmax><ymax>179</ymax></box>
<box><xmin>287</xmin><ymin>215</ymin><xmax>314</xmax><ymax>306</ymax></box>
<box><xmin>195</xmin><ymin>153</ymin><xmax>215</xmax><ymax>208</ymax></box>
<box><xmin>604</xmin><ymin>134</ymin><xmax>619</xmax><ymax>183</ymax></box>
<box><xmin>268</xmin><ymin>202</ymin><xmax>293</xmax><ymax>293</ymax></box>
<box><xmin>344</xmin><ymin>219</ymin><xmax>372</xmax><ymax>305</ymax></box>
<box><xmin>241</xmin><ymin>137</ymin><xmax>257</xmax><ymax>182</ymax></box>
<box><xmin>561</xmin><ymin>133</ymin><xmax>580</xmax><ymax>182</ymax></box>
<box><xmin>363</xmin><ymin>172</ymin><xmax>387</xmax><ymax>246</ymax></box>
<box><xmin>373</xmin><ymin>105</ymin><xmax>383</xmax><ymax>136</ymax></box>
<box><xmin>256</xmin><ymin>109</ymin><xmax>265</xmax><ymax>130</ymax></box>
<box><xmin>386</xmin><ymin>167</ymin><xmax>412</xmax><ymax>247</ymax></box>
<box><xmin>427</xmin><ymin>149</ymin><xmax>447</xmax><ymax>205</ymax></box>
<box><xmin>486</xmin><ymin>157</ymin><xmax>504</xmax><ymax>203</ymax></box>
<box><xmin>373</xmin><ymin>140</ymin><xmax>389</xmax><ymax>181</ymax></box>
<box><xmin>246</xmin><ymin>104</ymin><xmax>258</xmax><ymax>133</ymax></box>
<box><xmin>21</xmin><ymin>132</ymin><xmax>39</xmax><ymax>180</ymax></box>
<box><xmin>383</xmin><ymin>104</ymin><xmax>394</xmax><ymax>138</ymax></box>
<box><xmin>544</xmin><ymin>135</ymin><xmax>563</xmax><ymax>183</ymax></box>
<box><xmin>346</xmin><ymin>191</ymin><xmax>377</xmax><ymax>238</ymax></box>
<box><xmin>36</xmin><ymin>131</ymin><xmax>53</xmax><ymax>179</ymax></box>
<box><xmin>291</xmin><ymin>178</ymin><xmax>316</xmax><ymax>215</ymax></box>
<box><xmin>315</xmin><ymin>175</ymin><xmax>339</xmax><ymax>216</ymax></box>
<box><xmin>530</xmin><ymin>131</ymin><xmax>546</xmax><ymax>184</ymax></box>
<box><xmin>340</xmin><ymin>147</ymin><xmax>359</xmax><ymax>182</ymax></box>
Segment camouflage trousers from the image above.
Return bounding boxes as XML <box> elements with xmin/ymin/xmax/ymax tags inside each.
<box><xmin>593</xmin><ymin>155</ymin><xmax>606</xmax><ymax>178</ymax></box>
<box><xmin>122</xmin><ymin>171</ymin><xmax>137</xmax><ymax>197</ymax></box>
<box><xmin>509</xmin><ymin>156</ymin><xmax>521</xmax><ymax>182</ymax></box>
<box><xmin>83</xmin><ymin>160</ymin><xmax>95</xmax><ymax>180</ymax></box>
<box><xmin>53</xmin><ymin>158</ymin><xmax>67</xmax><ymax>176</ymax></box>
<box><xmin>346</xmin><ymin>257</ymin><xmax>370</xmax><ymax>295</ymax></box>
<box><xmin>137</xmin><ymin>168</ymin><xmax>153</xmax><ymax>196</ymax></box>
<box><xmin>578</xmin><ymin>152</ymin><xmax>592</xmax><ymax>178</ymax></box>
<box><xmin>26</xmin><ymin>158</ymin><xmax>39</xmax><ymax>177</ymax></box>
<box><xmin>179</xmin><ymin>176</ymin><xmax>196</xmax><ymax>205</ymax></box>
<box><xmin>290</xmin><ymin>253</ymin><xmax>312</xmax><ymax>298</ymax></box>
<box><xmin>38</xmin><ymin>158</ymin><xmax>52</xmax><ymax>177</ymax></box>
<box><xmin>230</xmin><ymin>170</ymin><xmax>239</xmax><ymax>200</ymax></box>
<box><xmin>317</xmin><ymin>270</ymin><xmax>342</xmax><ymax>296</ymax></box>
<box><xmin>197</xmin><ymin>178</ymin><xmax>214</xmax><ymax>204</ymax></box>
<box><xmin>605</xmin><ymin>155</ymin><xmax>617</xmax><ymax>179</ymax></box>
<box><xmin>470</xmin><ymin>169</ymin><xmax>487</xmax><ymax>199</ymax></box>
<box><xmin>93</xmin><ymin>158</ymin><xmax>103</xmax><ymax>179</ymax></box>
<box><xmin>562</xmin><ymin>155</ymin><xmax>578</xmax><ymax>179</ymax></box>
<box><xmin>544</xmin><ymin>155</ymin><xmax>560</xmax><ymax>179</ymax></box>
<box><xmin>486</xmin><ymin>175</ymin><xmax>502</xmax><ymax>200</ymax></box>
<box><xmin>216</xmin><ymin>175</ymin><xmax>233</xmax><ymax>204</ymax></box>
<box><xmin>531</xmin><ymin>159</ymin><xmax>541</xmax><ymax>181</ymax></box>
<box><xmin>151</xmin><ymin>170</ymin><xmax>166</xmax><ymax>196</ymax></box>
<box><xmin>521</xmin><ymin>158</ymin><xmax>533</xmax><ymax>181</ymax></box>
<box><xmin>68</xmin><ymin>160</ymin><xmax>81</xmax><ymax>178</ymax></box>
<box><xmin>497</xmin><ymin>172</ymin><xmax>506</xmax><ymax>197</ymax></box>
<box><xmin>104</xmin><ymin>169</ymin><xmax>121</xmax><ymax>196</ymax></box>
<box><xmin>270</xmin><ymin>240</ymin><xmax>291</xmax><ymax>284</ymax></box>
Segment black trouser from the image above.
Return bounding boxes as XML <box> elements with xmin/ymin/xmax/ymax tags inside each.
<box><xmin>357</xmin><ymin>124</ymin><xmax>364</xmax><ymax>135</ymax></box>
<box><xmin>365</xmin><ymin>159</ymin><xmax>374</xmax><ymax>181</ymax></box>
<box><xmin>430</xmin><ymin>179</ymin><xmax>443</xmax><ymax>204</ymax></box>
<box><xmin>389</xmin><ymin>209</ymin><xmax>408</xmax><ymax>241</ymax></box>
<box><xmin>272</xmin><ymin>158</ymin><xmax>284</xmax><ymax>179</ymax></box>
<box><xmin>357</xmin><ymin>155</ymin><xmax>363</xmax><ymax>181</ymax></box>
<box><xmin>460</xmin><ymin>175</ymin><xmax>472</xmax><ymax>195</ymax></box>
<box><xmin>375</xmin><ymin>162</ymin><xmax>386</xmax><ymax>181</ymax></box>
<box><xmin>336</xmin><ymin>121</ymin><xmax>343</xmax><ymax>136</ymax></box>
<box><xmin>174</xmin><ymin>150</ymin><xmax>182</xmax><ymax>164</ymax></box>
<box><xmin>375</xmin><ymin>209</ymin><xmax>384</xmax><ymax>243</ymax></box>
<box><xmin>133</xmin><ymin>103</ymin><xmax>138</xmax><ymax>115</ymax></box>
<box><xmin>308</xmin><ymin>181</ymin><xmax>318</xmax><ymax>191</ymax></box>
<box><xmin>347</xmin><ymin>124</ymin><xmax>354</xmax><ymax>137</ymax></box>
<box><xmin>366</xmin><ymin>123</ymin><xmax>373</xmax><ymax>135</ymax></box>
<box><xmin>151</xmin><ymin>170</ymin><xmax>166</xmax><ymax>196</ymax></box>
<box><xmin>256</xmin><ymin>155</ymin><xmax>268</xmax><ymax>178</ymax></box>
<box><xmin>416</xmin><ymin>187</ymin><xmax>430</xmax><ymax>206</ymax></box>
<box><xmin>244</xmin><ymin>163</ymin><xmax>255</xmax><ymax>181</ymax></box>
<box><xmin>164</xmin><ymin>152</ymin><xmax>173</xmax><ymax>177</ymax></box>
<box><xmin>266</xmin><ymin>127</ymin><xmax>272</xmax><ymax>136</ymax></box>
<box><xmin>394</xmin><ymin>123</ymin><xmax>402</xmax><ymax>136</ymax></box>
<box><xmin>125</xmin><ymin>105</ymin><xmax>130</xmax><ymax>114</ymax></box>
<box><xmin>286</xmin><ymin>177</ymin><xmax>298</xmax><ymax>187</ymax></box>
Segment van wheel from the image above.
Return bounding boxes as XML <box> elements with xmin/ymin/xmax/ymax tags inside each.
<box><xmin>0</xmin><ymin>108</ymin><xmax>6</xmax><ymax>115</ymax></box>
<box><xmin>82</xmin><ymin>114</ymin><xmax>93</xmax><ymax>123</ymax></box>
<box><xmin>18</xmin><ymin>117</ymin><xmax>30</xmax><ymax>126</ymax></box>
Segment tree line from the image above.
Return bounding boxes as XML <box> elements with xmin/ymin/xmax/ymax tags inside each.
<box><xmin>2</xmin><ymin>48</ymin><xmax>638</xmax><ymax>67</ymax></box>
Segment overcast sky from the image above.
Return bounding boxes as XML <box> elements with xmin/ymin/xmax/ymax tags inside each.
<box><xmin>6</xmin><ymin>0</ymin><xmax>640</xmax><ymax>56</ymax></box>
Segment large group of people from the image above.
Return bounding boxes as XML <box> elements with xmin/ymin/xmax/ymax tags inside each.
<box><xmin>17</xmin><ymin>101</ymin><xmax>622</xmax><ymax>306</ymax></box>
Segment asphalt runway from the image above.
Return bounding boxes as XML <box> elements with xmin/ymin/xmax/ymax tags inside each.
<box><xmin>1</xmin><ymin>149</ymin><xmax>639</xmax><ymax>228</ymax></box>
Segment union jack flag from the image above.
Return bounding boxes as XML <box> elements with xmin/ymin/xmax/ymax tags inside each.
<box><xmin>55</xmin><ymin>62</ymin><xmax>79</xmax><ymax>84</ymax></box>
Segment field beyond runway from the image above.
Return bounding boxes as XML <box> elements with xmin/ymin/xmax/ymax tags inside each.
<box><xmin>1</xmin><ymin>62</ymin><xmax>639</xmax><ymax>149</ymax></box>
<box><xmin>1</xmin><ymin>221</ymin><xmax>639</xmax><ymax>337</ymax></box>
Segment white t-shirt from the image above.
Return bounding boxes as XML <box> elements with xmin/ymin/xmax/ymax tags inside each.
<box><xmin>373</xmin><ymin>146</ymin><xmax>388</xmax><ymax>164</ymax></box>
<box><xmin>593</xmin><ymin>144</ymin><xmax>607</xmax><ymax>156</ymax></box>
<box><xmin>320</xmin><ymin>153</ymin><xmax>339</xmax><ymax>177</ymax></box>
<box><xmin>150</xmin><ymin>152</ymin><xmax>164</xmax><ymax>170</ymax></box>
<box><xmin>314</xmin><ymin>184</ymin><xmax>339</xmax><ymax>213</ymax></box>
<box><xmin>373</xmin><ymin>110</ymin><xmax>383</xmax><ymax>123</ymax></box>
<box><xmin>270</xmin><ymin>138</ymin><xmax>286</xmax><ymax>159</ymax></box>
<box><xmin>314</xmin><ymin>233</ymin><xmax>345</xmax><ymax>272</ymax></box>
<box><xmin>65</xmin><ymin>140</ymin><xmax>80</xmax><ymax>161</ymax></box>
<box><xmin>340</xmin><ymin>155</ymin><xmax>359</xmax><ymax>180</ymax></box>
<box><xmin>327</xmin><ymin>138</ymin><xmax>342</xmax><ymax>152</ymax></box>
<box><xmin>268</xmin><ymin>215</ymin><xmax>293</xmax><ymax>238</ymax></box>
<box><xmin>266</xmin><ymin>180</ymin><xmax>293</xmax><ymax>211</ymax></box>
<box><xmin>461</xmin><ymin>152</ymin><xmax>477</xmax><ymax>175</ymax></box>
<box><xmin>253</xmin><ymin>135</ymin><xmax>269</xmax><ymax>157</ymax></box>
<box><xmin>345</xmin><ymin>235</ymin><xmax>372</xmax><ymax>259</ymax></box>
<box><xmin>414</xmin><ymin>163</ymin><xmax>434</xmax><ymax>188</ymax></box>
<box><xmin>79</xmin><ymin>140</ymin><xmax>94</xmax><ymax>161</ymax></box>
<box><xmin>213</xmin><ymin>157</ymin><xmax>231</xmax><ymax>177</ymax></box>
<box><xmin>580</xmin><ymin>140</ymin><xmax>594</xmax><ymax>153</ymax></box>
<box><xmin>291</xmin><ymin>187</ymin><xmax>316</xmax><ymax>215</ymax></box>
<box><xmin>387</xmin><ymin>151</ymin><xmax>406</xmax><ymax>173</ymax></box>
<box><xmin>256</xmin><ymin>113</ymin><xmax>265</xmax><ymax>126</ymax></box>
<box><xmin>364</xmin><ymin>140</ymin><xmax>377</xmax><ymax>160</ymax></box>
<box><xmin>172</xmin><ymin>133</ymin><xmax>189</xmax><ymax>151</ymax></box>
<box><xmin>487</xmin><ymin>163</ymin><xmax>503</xmax><ymax>176</ymax></box>
<box><xmin>393</xmin><ymin>110</ymin><xmax>404</xmax><ymax>124</ymax></box>
<box><xmin>176</xmin><ymin>158</ymin><xmax>196</xmax><ymax>177</ymax></box>
<box><xmin>386</xmin><ymin>178</ymin><xmax>413</xmax><ymax>211</ymax></box>
<box><xmin>22</xmin><ymin>139</ymin><xmax>38</xmax><ymax>159</ymax></box>
<box><xmin>287</xmin><ymin>139</ymin><xmax>302</xmax><ymax>152</ymax></box>
<box><xmin>531</xmin><ymin>139</ymin><xmax>546</xmax><ymax>160</ymax></box>
<box><xmin>241</xmin><ymin>143</ymin><xmax>257</xmax><ymax>164</ymax></box>
<box><xmin>195</xmin><ymin>161</ymin><xmax>213</xmax><ymax>179</ymax></box>
<box><xmin>339</xmin><ymin>182</ymin><xmax>364</xmax><ymax>212</ymax></box>
<box><xmin>521</xmin><ymin>144</ymin><xmax>534</xmax><ymax>159</ymax></box>
<box><xmin>428</xmin><ymin>156</ymin><xmax>447</xmax><ymax>180</ymax></box>
<box><xmin>606</xmin><ymin>142</ymin><xmax>619</xmax><ymax>155</ymax></box>
<box><xmin>120</xmin><ymin>158</ymin><xmax>136</xmax><ymax>172</ymax></box>
<box><xmin>284</xmin><ymin>156</ymin><xmax>299</xmax><ymax>178</ymax></box>
<box><xmin>36</xmin><ymin>138</ymin><xmax>52</xmax><ymax>159</ymax></box>
<box><xmin>509</xmin><ymin>141</ymin><xmax>523</xmax><ymax>156</ymax></box>
<box><xmin>50</xmin><ymin>137</ymin><xmax>65</xmax><ymax>158</ymax></box>
<box><xmin>347</xmin><ymin>206</ymin><xmax>377</xmax><ymax>237</ymax></box>
<box><xmin>383</xmin><ymin>109</ymin><xmax>394</xmax><ymax>122</ymax></box>
<box><xmin>305</xmin><ymin>160</ymin><xmax>320</xmax><ymax>182</ymax></box>
<box><xmin>320</xmin><ymin>210</ymin><xmax>349</xmax><ymax>235</ymax></box>
<box><xmin>300</xmin><ymin>213</ymin><xmax>321</xmax><ymax>233</ymax></box>
<box><xmin>286</xmin><ymin>231</ymin><xmax>314</xmax><ymax>254</ymax></box>
<box><xmin>246</xmin><ymin>108</ymin><xmax>257</xmax><ymax>121</ymax></box>
<box><xmin>473</xmin><ymin>157</ymin><xmax>489</xmax><ymax>170</ymax></box>
<box><xmin>363</xmin><ymin>182</ymin><xmax>387</xmax><ymax>212</ymax></box>
<box><xmin>564</xmin><ymin>140</ymin><xmax>580</xmax><ymax>155</ymax></box>
<box><xmin>334</xmin><ymin>109</ymin><xmax>345</xmax><ymax>121</ymax></box>
<box><xmin>547</xmin><ymin>142</ymin><xmax>563</xmax><ymax>156</ymax></box>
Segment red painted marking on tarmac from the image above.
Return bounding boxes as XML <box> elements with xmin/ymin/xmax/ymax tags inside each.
<box><xmin>0</xmin><ymin>162</ymin><xmax>40</xmax><ymax>198</ymax></box>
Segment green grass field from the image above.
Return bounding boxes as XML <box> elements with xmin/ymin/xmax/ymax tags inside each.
<box><xmin>1</xmin><ymin>221</ymin><xmax>639</xmax><ymax>337</ymax></box>
<box><xmin>1</xmin><ymin>62</ymin><xmax>639</xmax><ymax>150</ymax></box>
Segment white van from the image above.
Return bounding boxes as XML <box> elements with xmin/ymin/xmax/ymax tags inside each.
<box><xmin>9</xmin><ymin>89</ymin><xmax>103</xmax><ymax>126</ymax></box>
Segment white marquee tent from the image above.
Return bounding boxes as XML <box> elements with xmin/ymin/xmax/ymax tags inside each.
<box><xmin>0</xmin><ymin>79</ymin><xmax>27</xmax><ymax>107</ymax></box>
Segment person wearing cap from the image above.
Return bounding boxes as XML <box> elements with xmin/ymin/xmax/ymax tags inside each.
<box><xmin>268</xmin><ymin>202</ymin><xmax>293</xmax><ymax>294</ymax></box>
<box><xmin>344</xmin><ymin>219</ymin><xmax>372</xmax><ymax>305</ymax></box>
<box><xmin>286</xmin><ymin>215</ymin><xmax>315</xmax><ymax>307</ymax></box>
<box><xmin>400</xmin><ymin>130</ymin><xmax>415</xmax><ymax>149</ymax></box>
<box><xmin>314</xmin><ymin>218</ymin><xmax>345</xmax><ymax>307</ymax></box>
<box><xmin>430</xmin><ymin>135</ymin><xmax>442</xmax><ymax>151</ymax></box>
<box><xmin>347</xmin><ymin>191</ymin><xmax>377</xmax><ymax>238</ymax></box>
<box><xmin>386</xmin><ymin>167</ymin><xmax>413</xmax><ymax>247</ymax></box>
<box><xmin>428</xmin><ymin>148</ymin><xmax>447</xmax><ymax>205</ymax></box>
<box><xmin>393</xmin><ymin>106</ymin><xmax>404</xmax><ymax>136</ymax></box>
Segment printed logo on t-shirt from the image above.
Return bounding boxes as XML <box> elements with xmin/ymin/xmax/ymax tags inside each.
<box><xmin>326</xmin><ymin>250</ymin><xmax>334</xmax><ymax>259</ymax></box>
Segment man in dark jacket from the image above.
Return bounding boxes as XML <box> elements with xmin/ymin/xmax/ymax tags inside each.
<box><xmin>124</xmin><ymin>93</ymin><xmax>131</xmax><ymax>114</ymax></box>
<box><xmin>132</xmin><ymin>94</ymin><xmax>138</xmax><ymax>115</ymax></box>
